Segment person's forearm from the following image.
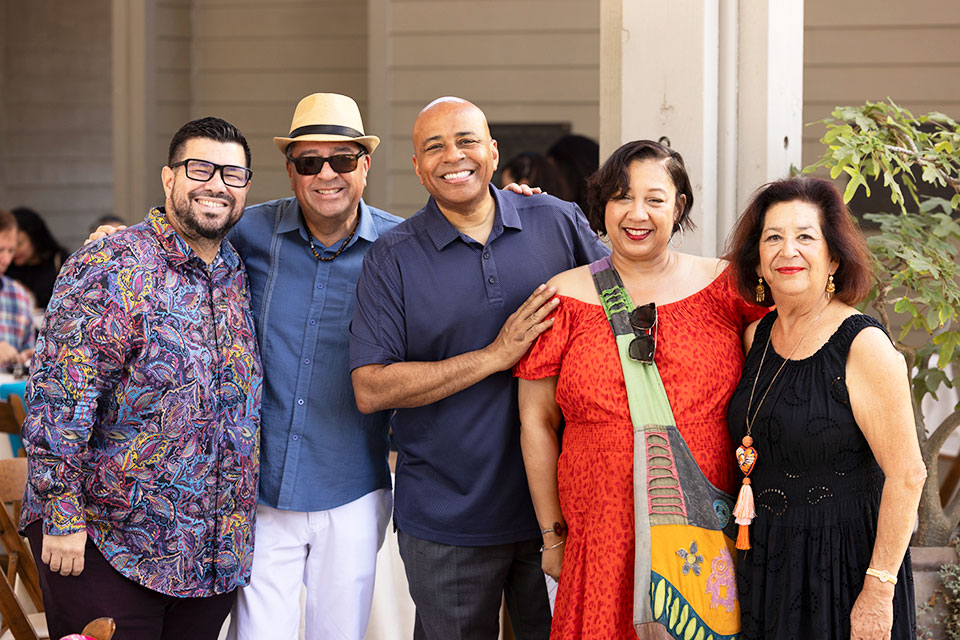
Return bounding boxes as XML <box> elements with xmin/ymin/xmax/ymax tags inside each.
<box><xmin>352</xmin><ymin>346</ymin><xmax>503</xmax><ymax>414</ymax></box>
<box><xmin>868</xmin><ymin>467</ymin><xmax>926</xmax><ymax>575</ymax></box>
<box><xmin>520</xmin><ymin>420</ymin><xmax>563</xmax><ymax>532</ymax></box>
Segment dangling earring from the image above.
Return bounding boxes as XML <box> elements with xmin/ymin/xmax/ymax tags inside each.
<box><xmin>669</xmin><ymin>224</ymin><xmax>684</xmax><ymax>248</ymax></box>
<box><xmin>755</xmin><ymin>276</ymin><xmax>765</xmax><ymax>304</ymax></box>
<box><xmin>826</xmin><ymin>274</ymin><xmax>836</xmax><ymax>295</ymax></box>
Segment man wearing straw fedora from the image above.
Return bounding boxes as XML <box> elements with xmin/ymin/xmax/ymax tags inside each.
<box><xmin>225</xmin><ymin>94</ymin><xmax>401</xmax><ymax>639</ymax></box>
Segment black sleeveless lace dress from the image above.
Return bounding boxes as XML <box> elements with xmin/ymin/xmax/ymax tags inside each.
<box><xmin>727</xmin><ymin>312</ymin><xmax>915</xmax><ymax>639</ymax></box>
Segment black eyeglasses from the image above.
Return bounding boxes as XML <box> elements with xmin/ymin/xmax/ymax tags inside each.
<box><xmin>287</xmin><ymin>151</ymin><xmax>367</xmax><ymax>176</ymax></box>
<box><xmin>628</xmin><ymin>302</ymin><xmax>657</xmax><ymax>364</ymax></box>
<box><xmin>169</xmin><ymin>159</ymin><xmax>253</xmax><ymax>188</ymax></box>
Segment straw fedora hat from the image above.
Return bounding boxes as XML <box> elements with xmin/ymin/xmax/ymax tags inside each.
<box><xmin>273</xmin><ymin>93</ymin><xmax>380</xmax><ymax>155</ymax></box>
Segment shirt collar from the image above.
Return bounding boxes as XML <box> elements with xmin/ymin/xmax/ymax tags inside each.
<box><xmin>422</xmin><ymin>184</ymin><xmax>523</xmax><ymax>251</ymax></box>
<box><xmin>145</xmin><ymin>207</ymin><xmax>240</xmax><ymax>270</ymax></box>
<box><xmin>277</xmin><ymin>197</ymin><xmax>381</xmax><ymax>248</ymax></box>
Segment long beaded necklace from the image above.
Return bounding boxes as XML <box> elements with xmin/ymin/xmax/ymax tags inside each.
<box><xmin>303</xmin><ymin>214</ymin><xmax>359</xmax><ymax>262</ymax></box>
<box><xmin>733</xmin><ymin>303</ymin><xmax>827</xmax><ymax>550</ymax></box>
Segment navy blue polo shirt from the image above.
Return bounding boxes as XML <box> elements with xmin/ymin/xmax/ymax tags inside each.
<box><xmin>349</xmin><ymin>186</ymin><xmax>609</xmax><ymax>546</ymax></box>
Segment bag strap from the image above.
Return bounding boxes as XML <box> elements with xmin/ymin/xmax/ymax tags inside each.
<box><xmin>589</xmin><ymin>257</ymin><xmax>675</xmax><ymax>628</ymax></box>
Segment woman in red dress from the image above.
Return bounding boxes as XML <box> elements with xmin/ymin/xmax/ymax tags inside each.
<box><xmin>515</xmin><ymin>140</ymin><xmax>764</xmax><ymax>639</ymax></box>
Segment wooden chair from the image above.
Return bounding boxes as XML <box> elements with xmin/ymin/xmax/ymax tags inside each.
<box><xmin>0</xmin><ymin>395</ymin><xmax>27</xmax><ymax>457</ymax></box>
<box><xmin>0</xmin><ymin>457</ymin><xmax>46</xmax><ymax>640</ymax></box>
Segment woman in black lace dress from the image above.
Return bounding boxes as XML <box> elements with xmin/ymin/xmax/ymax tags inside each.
<box><xmin>724</xmin><ymin>177</ymin><xmax>925</xmax><ymax>640</ymax></box>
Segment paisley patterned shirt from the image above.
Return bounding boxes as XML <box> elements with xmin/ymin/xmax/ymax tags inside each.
<box><xmin>20</xmin><ymin>207</ymin><xmax>263</xmax><ymax>597</ymax></box>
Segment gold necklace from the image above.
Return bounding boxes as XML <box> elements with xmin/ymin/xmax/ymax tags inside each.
<box><xmin>733</xmin><ymin>302</ymin><xmax>828</xmax><ymax>550</ymax></box>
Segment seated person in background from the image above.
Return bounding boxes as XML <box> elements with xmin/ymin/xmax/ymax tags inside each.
<box><xmin>0</xmin><ymin>210</ymin><xmax>36</xmax><ymax>366</ymax></box>
<box><xmin>89</xmin><ymin>214</ymin><xmax>126</xmax><ymax>234</ymax></box>
<box><xmin>500</xmin><ymin>151</ymin><xmax>569</xmax><ymax>200</ymax></box>
<box><xmin>7</xmin><ymin>207</ymin><xmax>69</xmax><ymax>308</ymax></box>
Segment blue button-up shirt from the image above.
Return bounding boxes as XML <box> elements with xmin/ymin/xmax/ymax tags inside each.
<box><xmin>350</xmin><ymin>188</ymin><xmax>609</xmax><ymax>545</ymax></box>
<box><xmin>229</xmin><ymin>197</ymin><xmax>401</xmax><ymax>512</ymax></box>
<box><xmin>21</xmin><ymin>207</ymin><xmax>262</xmax><ymax>597</ymax></box>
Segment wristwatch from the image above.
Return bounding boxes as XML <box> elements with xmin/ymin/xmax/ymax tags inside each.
<box><xmin>865</xmin><ymin>567</ymin><xmax>897</xmax><ymax>585</ymax></box>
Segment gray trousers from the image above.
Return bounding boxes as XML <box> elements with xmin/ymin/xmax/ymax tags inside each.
<box><xmin>398</xmin><ymin>529</ymin><xmax>552</xmax><ymax>640</ymax></box>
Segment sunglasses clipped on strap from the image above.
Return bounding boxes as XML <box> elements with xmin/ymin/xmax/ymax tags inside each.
<box><xmin>287</xmin><ymin>151</ymin><xmax>367</xmax><ymax>175</ymax></box>
<box><xmin>628</xmin><ymin>302</ymin><xmax>657</xmax><ymax>364</ymax></box>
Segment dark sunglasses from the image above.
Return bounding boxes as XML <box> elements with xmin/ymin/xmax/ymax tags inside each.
<box><xmin>168</xmin><ymin>159</ymin><xmax>252</xmax><ymax>188</ymax></box>
<box><xmin>628</xmin><ymin>302</ymin><xmax>657</xmax><ymax>364</ymax></box>
<box><xmin>287</xmin><ymin>151</ymin><xmax>367</xmax><ymax>175</ymax></box>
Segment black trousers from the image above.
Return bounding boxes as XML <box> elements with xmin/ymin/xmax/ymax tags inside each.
<box><xmin>25</xmin><ymin>522</ymin><xmax>235</xmax><ymax>640</ymax></box>
<box><xmin>398</xmin><ymin>529</ymin><xmax>552</xmax><ymax>640</ymax></box>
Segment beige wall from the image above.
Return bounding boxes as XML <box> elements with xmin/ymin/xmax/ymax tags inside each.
<box><xmin>0</xmin><ymin>0</ymin><xmax>112</xmax><ymax>250</ymax></box>
<box><xmin>3</xmin><ymin>0</ymin><xmax>959</xmax><ymax>249</ymax></box>
<box><xmin>187</xmin><ymin>0</ymin><xmax>368</xmax><ymax>207</ymax></box>
<box><xmin>802</xmin><ymin>0</ymin><xmax>960</xmax><ymax>169</ymax></box>
<box><xmin>376</xmin><ymin>0</ymin><xmax>601</xmax><ymax>216</ymax></box>
<box><xmin>150</xmin><ymin>0</ymin><xmax>192</xmax><ymax>205</ymax></box>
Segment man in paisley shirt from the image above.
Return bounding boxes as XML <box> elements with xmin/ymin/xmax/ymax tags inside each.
<box><xmin>20</xmin><ymin>117</ymin><xmax>263</xmax><ymax>640</ymax></box>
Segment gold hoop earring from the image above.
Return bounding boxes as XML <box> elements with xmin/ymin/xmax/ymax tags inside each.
<box><xmin>755</xmin><ymin>276</ymin><xmax>765</xmax><ymax>304</ymax></box>
<box><xmin>826</xmin><ymin>274</ymin><xmax>836</xmax><ymax>295</ymax></box>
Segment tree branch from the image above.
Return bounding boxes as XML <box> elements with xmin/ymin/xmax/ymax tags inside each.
<box><xmin>928</xmin><ymin>408</ymin><xmax>960</xmax><ymax>457</ymax></box>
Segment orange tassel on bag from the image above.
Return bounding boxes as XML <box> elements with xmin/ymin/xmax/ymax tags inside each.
<box><xmin>734</xmin><ymin>436</ymin><xmax>758</xmax><ymax>550</ymax></box>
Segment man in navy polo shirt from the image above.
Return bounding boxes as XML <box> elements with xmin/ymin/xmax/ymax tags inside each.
<box><xmin>350</xmin><ymin>97</ymin><xmax>609</xmax><ymax>640</ymax></box>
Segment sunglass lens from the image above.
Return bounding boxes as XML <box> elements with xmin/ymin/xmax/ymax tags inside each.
<box><xmin>629</xmin><ymin>335</ymin><xmax>655</xmax><ymax>363</ymax></box>
<box><xmin>328</xmin><ymin>155</ymin><xmax>360</xmax><ymax>173</ymax></box>
<box><xmin>293</xmin><ymin>157</ymin><xmax>324</xmax><ymax>175</ymax></box>
<box><xmin>630</xmin><ymin>303</ymin><xmax>657</xmax><ymax>330</ymax></box>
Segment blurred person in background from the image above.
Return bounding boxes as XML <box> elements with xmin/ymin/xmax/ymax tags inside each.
<box><xmin>7</xmin><ymin>206</ymin><xmax>69</xmax><ymax>308</ymax></box>
<box><xmin>0</xmin><ymin>209</ymin><xmax>36</xmax><ymax>366</ymax></box>
<box><xmin>500</xmin><ymin>151</ymin><xmax>568</xmax><ymax>200</ymax></box>
<box><xmin>546</xmin><ymin>134</ymin><xmax>599</xmax><ymax>216</ymax></box>
<box><xmin>89</xmin><ymin>214</ymin><xmax>127</xmax><ymax>234</ymax></box>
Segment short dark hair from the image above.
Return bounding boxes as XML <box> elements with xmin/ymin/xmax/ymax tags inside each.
<box><xmin>167</xmin><ymin>117</ymin><xmax>251</xmax><ymax>168</ymax></box>
<box><xmin>725</xmin><ymin>176</ymin><xmax>873</xmax><ymax>307</ymax></box>
<box><xmin>0</xmin><ymin>210</ymin><xmax>15</xmax><ymax>233</ymax></box>
<box><xmin>585</xmin><ymin>140</ymin><xmax>695</xmax><ymax>236</ymax></box>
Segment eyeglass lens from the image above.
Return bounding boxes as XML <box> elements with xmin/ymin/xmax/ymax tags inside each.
<box><xmin>181</xmin><ymin>159</ymin><xmax>252</xmax><ymax>187</ymax></box>
<box><xmin>289</xmin><ymin>153</ymin><xmax>363</xmax><ymax>176</ymax></box>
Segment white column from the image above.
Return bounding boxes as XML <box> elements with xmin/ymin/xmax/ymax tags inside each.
<box><xmin>736</xmin><ymin>0</ymin><xmax>804</xmax><ymax>217</ymax></box>
<box><xmin>600</xmin><ymin>0</ymin><xmax>803</xmax><ymax>257</ymax></box>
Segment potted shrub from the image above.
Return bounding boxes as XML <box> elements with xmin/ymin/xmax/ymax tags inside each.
<box><xmin>802</xmin><ymin>99</ymin><xmax>960</xmax><ymax>636</ymax></box>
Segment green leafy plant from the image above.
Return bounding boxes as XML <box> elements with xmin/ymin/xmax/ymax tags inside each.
<box><xmin>804</xmin><ymin>99</ymin><xmax>960</xmax><ymax>547</ymax></box>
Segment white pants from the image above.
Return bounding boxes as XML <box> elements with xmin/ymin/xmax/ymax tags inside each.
<box><xmin>228</xmin><ymin>489</ymin><xmax>393</xmax><ymax>640</ymax></box>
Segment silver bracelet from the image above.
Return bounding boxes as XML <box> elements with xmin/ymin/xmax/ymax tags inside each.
<box><xmin>539</xmin><ymin>539</ymin><xmax>566</xmax><ymax>552</ymax></box>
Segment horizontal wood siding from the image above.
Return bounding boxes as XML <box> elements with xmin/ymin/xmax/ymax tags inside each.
<box><xmin>384</xmin><ymin>0</ymin><xmax>601</xmax><ymax>215</ymax></box>
<box><xmin>1</xmin><ymin>0</ymin><xmax>113</xmax><ymax>250</ymax></box>
<box><xmin>190</xmin><ymin>0</ymin><xmax>368</xmax><ymax>205</ymax></box>
<box><xmin>802</xmin><ymin>1</ymin><xmax>960</xmax><ymax>170</ymax></box>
